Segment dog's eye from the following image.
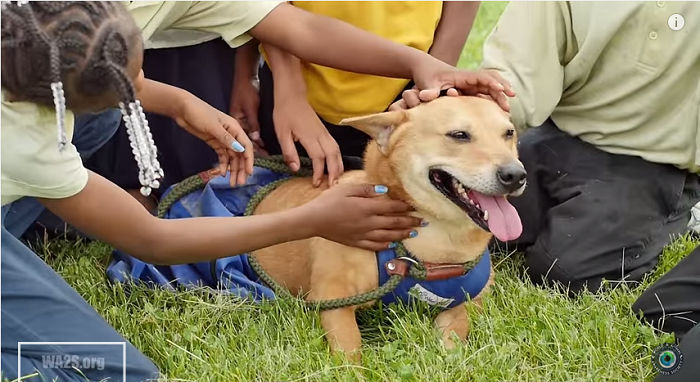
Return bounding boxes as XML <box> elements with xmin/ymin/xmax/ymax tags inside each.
<box><xmin>447</xmin><ymin>131</ymin><xmax>471</xmax><ymax>142</ymax></box>
<box><xmin>504</xmin><ymin>129</ymin><xmax>515</xmax><ymax>139</ymax></box>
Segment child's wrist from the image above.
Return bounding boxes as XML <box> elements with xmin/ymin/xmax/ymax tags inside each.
<box><xmin>273</xmin><ymin>83</ymin><xmax>309</xmax><ymax>109</ymax></box>
<box><xmin>286</xmin><ymin>204</ymin><xmax>322</xmax><ymax>240</ymax></box>
<box><xmin>167</xmin><ymin>88</ymin><xmax>194</xmax><ymax>119</ymax></box>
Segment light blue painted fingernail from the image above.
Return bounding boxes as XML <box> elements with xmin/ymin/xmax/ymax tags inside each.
<box><xmin>388</xmin><ymin>242</ymin><xmax>398</xmax><ymax>249</ymax></box>
<box><xmin>420</xmin><ymin>220</ymin><xmax>429</xmax><ymax>227</ymax></box>
<box><xmin>374</xmin><ymin>185</ymin><xmax>388</xmax><ymax>194</ymax></box>
<box><xmin>231</xmin><ymin>140</ymin><xmax>245</xmax><ymax>153</ymax></box>
<box><xmin>409</xmin><ymin>230</ymin><xmax>418</xmax><ymax>238</ymax></box>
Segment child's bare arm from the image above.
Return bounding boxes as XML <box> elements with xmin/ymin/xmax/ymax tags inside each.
<box><xmin>248</xmin><ymin>3</ymin><xmax>430</xmax><ymax>82</ymax></box>
<box><xmin>229</xmin><ymin>40</ymin><xmax>266</xmax><ymax>153</ymax></box>
<box><xmin>264</xmin><ymin>44</ymin><xmax>344</xmax><ymax>187</ymax></box>
<box><xmin>38</xmin><ymin>172</ymin><xmax>421</xmax><ymax>264</ymax></box>
<box><xmin>429</xmin><ymin>1</ymin><xmax>481</xmax><ymax>66</ymax></box>
<box><xmin>39</xmin><ymin>172</ymin><xmax>314</xmax><ymax>264</ymax></box>
<box><xmin>248</xmin><ymin>3</ymin><xmax>510</xmax><ymax>104</ymax></box>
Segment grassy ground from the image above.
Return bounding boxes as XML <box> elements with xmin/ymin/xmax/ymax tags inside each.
<box><xmin>35</xmin><ymin>2</ymin><xmax>697</xmax><ymax>381</ymax></box>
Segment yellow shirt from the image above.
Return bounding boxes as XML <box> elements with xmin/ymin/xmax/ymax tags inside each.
<box><xmin>480</xmin><ymin>1</ymin><xmax>700</xmax><ymax>171</ymax></box>
<box><xmin>292</xmin><ymin>1</ymin><xmax>443</xmax><ymax>125</ymax></box>
<box><xmin>1</xmin><ymin>95</ymin><xmax>84</xmax><ymax>206</ymax></box>
<box><xmin>125</xmin><ymin>1</ymin><xmax>283</xmax><ymax>49</ymax></box>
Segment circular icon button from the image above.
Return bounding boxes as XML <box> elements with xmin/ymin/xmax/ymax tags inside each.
<box><xmin>652</xmin><ymin>343</ymin><xmax>683</xmax><ymax>376</ymax></box>
<box><xmin>668</xmin><ymin>14</ymin><xmax>685</xmax><ymax>31</ymax></box>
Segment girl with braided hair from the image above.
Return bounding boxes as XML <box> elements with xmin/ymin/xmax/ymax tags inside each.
<box><xmin>1</xmin><ymin>2</ymin><xmax>427</xmax><ymax>380</ymax></box>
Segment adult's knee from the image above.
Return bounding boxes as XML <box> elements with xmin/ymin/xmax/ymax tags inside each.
<box><xmin>632</xmin><ymin>287</ymin><xmax>699</xmax><ymax>343</ymax></box>
<box><xmin>524</xmin><ymin>245</ymin><xmax>601</xmax><ymax>295</ymax></box>
<box><xmin>632</xmin><ymin>245</ymin><xmax>700</xmax><ymax>342</ymax></box>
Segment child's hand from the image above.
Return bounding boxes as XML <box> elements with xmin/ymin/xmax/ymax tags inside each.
<box><xmin>301</xmin><ymin>183</ymin><xmax>424</xmax><ymax>251</ymax></box>
<box><xmin>409</xmin><ymin>62</ymin><xmax>515</xmax><ymax>111</ymax></box>
<box><xmin>230</xmin><ymin>74</ymin><xmax>267</xmax><ymax>156</ymax></box>
<box><xmin>174</xmin><ymin>93</ymin><xmax>255</xmax><ymax>186</ymax></box>
<box><xmin>274</xmin><ymin>98</ymin><xmax>344</xmax><ymax>188</ymax></box>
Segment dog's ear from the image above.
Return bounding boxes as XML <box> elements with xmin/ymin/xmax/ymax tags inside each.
<box><xmin>339</xmin><ymin>110</ymin><xmax>408</xmax><ymax>155</ymax></box>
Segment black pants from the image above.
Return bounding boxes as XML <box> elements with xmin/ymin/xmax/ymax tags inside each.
<box><xmin>652</xmin><ymin>321</ymin><xmax>700</xmax><ymax>381</ymax></box>
<box><xmin>634</xmin><ymin>243</ymin><xmax>700</xmax><ymax>342</ymax></box>
<box><xmin>86</xmin><ymin>38</ymin><xmax>237</xmax><ymax>196</ymax></box>
<box><xmin>258</xmin><ymin>62</ymin><xmax>411</xmax><ymax>168</ymax></box>
<box><xmin>498</xmin><ymin>120</ymin><xmax>700</xmax><ymax>295</ymax></box>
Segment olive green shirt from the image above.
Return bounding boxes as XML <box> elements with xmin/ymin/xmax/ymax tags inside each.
<box><xmin>124</xmin><ymin>1</ymin><xmax>283</xmax><ymax>49</ymax></box>
<box><xmin>481</xmin><ymin>1</ymin><xmax>700</xmax><ymax>172</ymax></box>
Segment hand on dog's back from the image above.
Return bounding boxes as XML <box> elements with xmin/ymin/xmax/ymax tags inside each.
<box><xmin>301</xmin><ymin>183</ymin><xmax>422</xmax><ymax>251</ymax></box>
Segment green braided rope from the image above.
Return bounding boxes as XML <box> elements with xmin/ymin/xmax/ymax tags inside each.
<box><xmin>157</xmin><ymin>175</ymin><xmax>207</xmax><ymax>218</ymax></box>
<box><xmin>156</xmin><ymin>155</ymin><xmax>412</xmax><ymax>310</ymax></box>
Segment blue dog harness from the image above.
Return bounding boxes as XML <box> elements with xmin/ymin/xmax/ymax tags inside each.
<box><xmin>107</xmin><ymin>165</ymin><xmax>491</xmax><ymax>309</ymax></box>
<box><xmin>376</xmin><ymin>247</ymin><xmax>491</xmax><ymax>309</ymax></box>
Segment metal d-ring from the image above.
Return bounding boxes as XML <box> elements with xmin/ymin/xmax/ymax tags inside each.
<box><xmin>397</xmin><ymin>256</ymin><xmax>420</xmax><ymax>266</ymax></box>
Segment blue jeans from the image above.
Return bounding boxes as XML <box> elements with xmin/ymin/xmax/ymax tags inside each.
<box><xmin>1</xmin><ymin>109</ymin><xmax>160</xmax><ymax>381</ymax></box>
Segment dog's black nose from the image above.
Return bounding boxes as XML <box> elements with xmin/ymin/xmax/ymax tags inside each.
<box><xmin>497</xmin><ymin>163</ymin><xmax>527</xmax><ymax>192</ymax></box>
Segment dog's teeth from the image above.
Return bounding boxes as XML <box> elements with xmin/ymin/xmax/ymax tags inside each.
<box><xmin>483</xmin><ymin>210</ymin><xmax>489</xmax><ymax>221</ymax></box>
<box><xmin>469</xmin><ymin>199</ymin><xmax>475</xmax><ymax>205</ymax></box>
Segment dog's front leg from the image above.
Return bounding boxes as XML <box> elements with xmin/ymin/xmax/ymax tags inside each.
<box><xmin>319</xmin><ymin>307</ymin><xmax>362</xmax><ymax>362</ymax></box>
<box><xmin>433</xmin><ymin>302</ymin><xmax>472</xmax><ymax>349</ymax></box>
<box><xmin>434</xmin><ymin>265</ymin><xmax>494</xmax><ymax>349</ymax></box>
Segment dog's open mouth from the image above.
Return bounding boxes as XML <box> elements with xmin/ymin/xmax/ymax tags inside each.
<box><xmin>429</xmin><ymin>169</ymin><xmax>523</xmax><ymax>242</ymax></box>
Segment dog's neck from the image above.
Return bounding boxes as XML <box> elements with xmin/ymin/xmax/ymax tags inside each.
<box><xmin>362</xmin><ymin>144</ymin><xmax>492</xmax><ymax>264</ymax></box>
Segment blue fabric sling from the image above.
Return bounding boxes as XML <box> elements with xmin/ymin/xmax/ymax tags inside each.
<box><xmin>107</xmin><ymin>167</ymin><xmax>286</xmax><ymax>302</ymax></box>
<box><xmin>106</xmin><ymin>167</ymin><xmax>491</xmax><ymax>308</ymax></box>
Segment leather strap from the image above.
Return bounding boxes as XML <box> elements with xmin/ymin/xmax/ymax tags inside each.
<box><xmin>385</xmin><ymin>259</ymin><xmax>468</xmax><ymax>281</ymax></box>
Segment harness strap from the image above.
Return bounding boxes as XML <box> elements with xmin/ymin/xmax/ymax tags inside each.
<box><xmin>157</xmin><ymin>155</ymin><xmax>483</xmax><ymax>311</ymax></box>
<box><xmin>386</xmin><ymin>258</ymin><xmax>480</xmax><ymax>281</ymax></box>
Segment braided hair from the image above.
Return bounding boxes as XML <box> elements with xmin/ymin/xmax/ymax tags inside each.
<box><xmin>1</xmin><ymin>1</ymin><xmax>163</xmax><ymax>196</ymax></box>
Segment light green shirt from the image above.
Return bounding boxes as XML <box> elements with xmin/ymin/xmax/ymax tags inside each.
<box><xmin>481</xmin><ymin>1</ymin><xmax>700</xmax><ymax>172</ymax></box>
<box><xmin>125</xmin><ymin>1</ymin><xmax>283</xmax><ymax>49</ymax></box>
<box><xmin>1</xmin><ymin>95</ymin><xmax>84</xmax><ymax>206</ymax></box>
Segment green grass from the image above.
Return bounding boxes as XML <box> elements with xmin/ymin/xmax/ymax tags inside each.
<box><xmin>34</xmin><ymin>2</ymin><xmax>697</xmax><ymax>381</ymax></box>
<box><xmin>458</xmin><ymin>1</ymin><xmax>509</xmax><ymax>69</ymax></box>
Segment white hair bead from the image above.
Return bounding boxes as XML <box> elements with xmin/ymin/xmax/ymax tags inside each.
<box><xmin>120</xmin><ymin>101</ymin><xmax>163</xmax><ymax>197</ymax></box>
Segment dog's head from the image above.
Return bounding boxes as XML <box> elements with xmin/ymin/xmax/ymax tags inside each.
<box><xmin>340</xmin><ymin>96</ymin><xmax>525</xmax><ymax>242</ymax></box>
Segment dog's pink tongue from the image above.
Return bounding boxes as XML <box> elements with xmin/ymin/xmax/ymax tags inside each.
<box><xmin>471</xmin><ymin>192</ymin><xmax>522</xmax><ymax>242</ymax></box>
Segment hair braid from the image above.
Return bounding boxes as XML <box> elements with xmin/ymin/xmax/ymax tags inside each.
<box><xmin>1</xmin><ymin>1</ymin><xmax>138</xmax><ymax>108</ymax></box>
<box><xmin>1</xmin><ymin>1</ymin><xmax>162</xmax><ymax>195</ymax></box>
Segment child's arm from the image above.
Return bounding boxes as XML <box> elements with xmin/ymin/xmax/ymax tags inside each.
<box><xmin>229</xmin><ymin>40</ymin><xmax>265</xmax><ymax>152</ymax></box>
<box><xmin>250</xmin><ymin>3</ymin><xmax>512</xmax><ymax>107</ymax></box>
<box><xmin>428</xmin><ymin>1</ymin><xmax>481</xmax><ymax>66</ymax></box>
<box><xmin>128</xmin><ymin>1</ymin><xmax>510</xmax><ymax>110</ymax></box>
<box><xmin>249</xmin><ymin>3</ymin><xmax>429</xmax><ymax>82</ymax></box>
<box><xmin>39</xmin><ymin>172</ymin><xmax>421</xmax><ymax>265</ymax></box>
<box><xmin>264</xmin><ymin>44</ymin><xmax>344</xmax><ymax>188</ymax></box>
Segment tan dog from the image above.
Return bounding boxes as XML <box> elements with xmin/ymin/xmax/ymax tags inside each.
<box><xmin>252</xmin><ymin>96</ymin><xmax>526</xmax><ymax>360</ymax></box>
